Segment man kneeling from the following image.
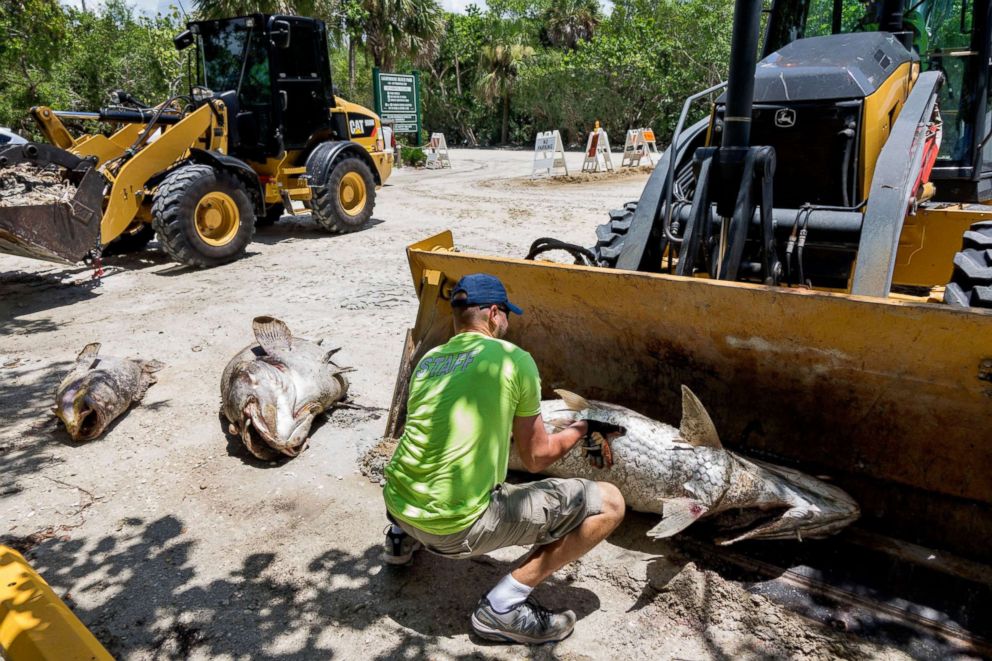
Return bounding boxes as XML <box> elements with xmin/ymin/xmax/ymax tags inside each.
<box><xmin>382</xmin><ymin>273</ymin><xmax>625</xmax><ymax>644</ymax></box>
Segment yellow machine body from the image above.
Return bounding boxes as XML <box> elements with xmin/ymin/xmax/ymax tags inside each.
<box><xmin>0</xmin><ymin>545</ymin><xmax>112</xmax><ymax>661</ymax></box>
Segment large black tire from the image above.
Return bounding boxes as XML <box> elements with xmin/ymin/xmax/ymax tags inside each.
<box><xmin>309</xmin><ymin>154</ymin><xmax>376</xmax><ymax>233</ymax></box>
<box><xmin>592</xmin><ymin>201</ymin><xmax>638</xmax><ymax>266</ymax></box>
<box><xmin>255</xmin><ymin>202</ymin><xmax>284</xmax><ymax>227</ymax></box>
<box><xmin>102</xmin><ymin>224</ymin><xmax>155</xmax><ymax>256</ymax></box>
<box><xmin>151</xmin><ymin>164</ymin><xmax>255</xmax><ymax>268</ymax></box>
<box><xmin>944</xmin><ymin>221</ymin><xmax>992</xmax><ymax>307</ymax></box>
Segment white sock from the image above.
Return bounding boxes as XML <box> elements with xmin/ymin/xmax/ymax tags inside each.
<box><xmin>486</xmin><ymin>574</ymin><xmax>533</xmax><ymax>613</ymax></box>
<box><xmin>390</xmin><ymin>524</ymin><xmax>405</xmax><ymax>535</ymax></box>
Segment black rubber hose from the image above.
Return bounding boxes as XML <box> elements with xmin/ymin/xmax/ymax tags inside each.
<box><xmin>526</xmin><ymin>237</ymin><xmax>599</xmax><ymax>266</ymax></box>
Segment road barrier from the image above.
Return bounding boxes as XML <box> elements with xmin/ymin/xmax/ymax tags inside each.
<box><xmin>425</xmin><ymin>133</ymin><xmax>451</xmax><ymax>169</ymax></box>
<box><xmin>532</xmin><ymin>130</ymin><xmax>569</xmax><ymax>177</ymax></box>
<box><xmin>621</xmin><ymin>128</ymin><xmax>660</xmax><ymax>168</ymax></box>
<box><xmin>582</xmin><ymin>122</ymin><xmax>614</xmax><ymax>173</ymax></box>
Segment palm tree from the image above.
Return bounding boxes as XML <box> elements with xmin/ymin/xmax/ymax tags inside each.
<box><xmin>542</xmin><ymin>0</ymin><xmax>600</xmax><ymax>50</ymax></box>
<box><xmin>362</xmin><ymin>0</ymin><xmax>445</xmax><ymax>73</ymax></box>
<box><xmin>476</xmin><ymin>40</ymin><xmax>534</xmax><ymax>145</ymax></box>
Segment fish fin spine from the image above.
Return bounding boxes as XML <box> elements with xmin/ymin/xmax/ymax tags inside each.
<box><xmin>679</xmin><ymin>385</ymin><xmax>722</xmax><ymax>449</ymax></box>
<box><xmin>554</xmin><ymin>389</ymin><xmax>590</xmax><ymax>412</ymax></box>
<box><xmin>252</xmin><ymin>316</ymin><xmax>293</xmax><ymax>352</ymax></box>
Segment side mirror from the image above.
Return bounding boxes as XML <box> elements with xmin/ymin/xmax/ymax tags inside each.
<box><xmin>174</xmin><ymin>29</ymin><xmax>194</xmax><ymax>51</ymax></box>
<box><xmin>271</xmin><ymin>20</ymin><xmax>291</xmax><ymax>49</ymax></box>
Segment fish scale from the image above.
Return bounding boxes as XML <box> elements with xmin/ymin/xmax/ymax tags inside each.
<box><xmin>509</xmin><ymin>387</ymin><xmax>860</xmax><ymax>544</ymax></box>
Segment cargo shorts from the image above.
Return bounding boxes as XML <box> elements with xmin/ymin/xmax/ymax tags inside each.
<box><xmin>394</xmin><ymin>478</ymin><xmax>603</xmax><ymax>559</ymax></box>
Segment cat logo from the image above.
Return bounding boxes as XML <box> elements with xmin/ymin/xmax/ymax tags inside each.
<box><xmin>349</xmin><ymin>119</ymin><xmax>366</xmax><ymax>136</ymax></box>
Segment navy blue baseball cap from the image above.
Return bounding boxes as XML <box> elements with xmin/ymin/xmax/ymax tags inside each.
<box><xmin>451</xmin><ymin>273</ymin><xmax>523</xmax><ymax>315</ymax></box>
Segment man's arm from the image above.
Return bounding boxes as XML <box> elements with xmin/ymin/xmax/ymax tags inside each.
<box><xmin>512</xmin><ymin>414</ymin><xmax>588</xmax><ymax>473</ymax></box>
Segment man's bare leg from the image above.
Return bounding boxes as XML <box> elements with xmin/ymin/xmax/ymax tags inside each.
<box><xmin>511</xmin><ymin>482</ymin><xmax>625</xmax><ymax>587</ymax></box>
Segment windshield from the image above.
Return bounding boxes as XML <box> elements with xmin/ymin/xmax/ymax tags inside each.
<box><xmin>197</xmin><ymin>19</ymin><xmax>253</xmax><ymax>94</ymax></box>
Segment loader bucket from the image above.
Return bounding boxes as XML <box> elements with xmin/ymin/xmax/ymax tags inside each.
<box><xmin>388</xmin><ymin>231</ymin><xmax>992</xmax><ymax>563</ymax></box>
<box><xmin>0</xmin><ymin>143</ymin><xmax>105</xmax><ymax>264</ymax></box>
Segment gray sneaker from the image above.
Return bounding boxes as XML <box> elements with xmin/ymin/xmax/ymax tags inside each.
<box><xmin>470</xmin><ymin>596</ymin><xmax>576</xmax><ymax>644</ymax></box>
<box><xmin>382</xmin><ymin>526</ymin><xmax>422</xmax><ymax>565</ymax></box>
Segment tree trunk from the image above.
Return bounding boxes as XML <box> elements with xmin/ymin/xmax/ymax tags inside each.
<box><xmin>501</xmin><ymin>92</ymin><xmax>510</xmax><ymax>145</ymax></box>
<box><xmin>348</xmin><ymin>37</ymin><xmax>357</xmax><ymax>97</ymax></box>
<box><xmin>454</xmin><ymin>54</ymin><xmax>462</xmax><ymax>95</ymax></box>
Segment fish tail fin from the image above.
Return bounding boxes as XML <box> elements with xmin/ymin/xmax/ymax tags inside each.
<box><xmin>252</xmin><ymin>316</ymin><xmax>293</xmax><ymax>352</ymax></box>
<box><xmin>554</xmin><ymin>389</ymin><xmax>590</xmax><ymax>412</ymax></box>
<box><xmin>646</xmin><ymin>498</ymin><xmax>709</xmax><ymax>539</ymax></box>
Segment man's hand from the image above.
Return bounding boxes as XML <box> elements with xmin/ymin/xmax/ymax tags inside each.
<box><xmin>580</xmin><ymin>420</ymin><xmax>625</xmax><ymax>469</ymax></box>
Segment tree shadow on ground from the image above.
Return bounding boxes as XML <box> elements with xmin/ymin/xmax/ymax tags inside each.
<box><xmin>0</xmin><ymin>358</ymin><xmax>74</xmax><ymax>493</ymax></box>
<box><xmin>24</xmin><ymin>515</ymin><xmax>600</xmax><ymax>659</ymax></box>
<box><xmin>0</xmin><ymin>268</ymin><xmax>100</xmax><ymax>336</ymax></box>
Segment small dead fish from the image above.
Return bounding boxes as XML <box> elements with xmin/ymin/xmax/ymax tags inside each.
<box><xmin>221</xmin><ymin>316</ymin><xmax>350</xmax><ymax>460</ymax></box>
<box><xmin>509</xmin><ymin>387</ymin><xmax>860</xmax><ymax>545</ymax></box>
<box><xmin>53</xmin><ymin>343</ymin><xmax>163</xmax><ymax>441</ymax></box>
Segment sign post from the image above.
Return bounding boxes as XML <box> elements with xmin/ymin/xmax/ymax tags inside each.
<box><xmin>582</xmin><ymin>121</ymin><xmax>614</xmax><ymax>173</ymax></box>
<box><xmin>373</xmin><ymin>68</ymin><xmax>421</xmax><ymax>146</ymax></box>
<box><xmin>532</xmin><ymin>130</ymin><xmax>568</xmax><ymax>177</ymax></box>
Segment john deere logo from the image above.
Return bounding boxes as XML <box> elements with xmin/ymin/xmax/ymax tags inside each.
<box><xmin>775</xmin><ymin>108</ymin><xmax>796</xmax><ymax>128</ymax></box>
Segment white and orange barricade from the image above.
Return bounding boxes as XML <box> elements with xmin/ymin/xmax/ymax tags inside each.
<box><xmin>621</xmin><ymin>127</ymin><xmax>660</xmax><ymax>168</ymax></box>
<box><xmin>532</xmin><ymin>130</ymin><xmax>569</xmax><ymax>177</ymax></box>
<box><xmin>582</xmin><ymin>122</ymin><xmax>614</xmax><ymax>173</ymax></box>
<box><xmin>425</xmin><ymin>132</ymin><xmax>451</xmax><ymax>169</ymax></box>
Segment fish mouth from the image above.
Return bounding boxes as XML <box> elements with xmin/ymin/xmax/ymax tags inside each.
<box><xmin>63</xmin><ymin>405</ymin><xmax>104</xmax><ymax>442</ymax></box>
<box><xmin>238</xmin><ymin>400</ymin><xmax>313</xmax><ymax>460</ymax></box>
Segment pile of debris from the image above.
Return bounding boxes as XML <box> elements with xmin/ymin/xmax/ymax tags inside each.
<box><xmin>0</xmin><ymin>162</ymin><xmax>77</xmax><ymax>206</ymax></box>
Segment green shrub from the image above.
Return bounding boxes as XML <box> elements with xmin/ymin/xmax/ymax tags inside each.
<box><xmin>401</xmin><ymin>145</ymin><xmax>427</xmax><ymax>167</ymax></box>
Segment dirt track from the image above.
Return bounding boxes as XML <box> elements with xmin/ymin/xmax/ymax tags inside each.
<box><xmin>1</xmin><ymin>149</ymin><xmax>916</xmax><ymax>659</ymax></box>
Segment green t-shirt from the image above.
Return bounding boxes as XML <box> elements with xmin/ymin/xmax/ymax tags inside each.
<box><xmin>383</xmin><ymin>331</ymin><xmax>542</xmax><ymax>534</ymax></box>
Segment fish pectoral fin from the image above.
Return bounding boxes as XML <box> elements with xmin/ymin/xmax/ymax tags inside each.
<box><xmin>679</xmin><ymin>385</ymin><xmax>722</xmax><ymax>449</ymax></box>
<box><xmin>646</xmin><ymin>498</ymin><xmax>709</xmax><ymax>539</ymax></box>
<box><xmin>322</xmin><ymin>347</ymin><xmax>342</xmax><ymax>363</ymax></box>
<box><xmin>553</xmin><ymin>389</ymin><xmax>590</xmax><ymax>412</ymax></box>
<box><xmin>252</xmin><ymin>316</ymin><xmax>293</xmax><ymax>352</ymax></box>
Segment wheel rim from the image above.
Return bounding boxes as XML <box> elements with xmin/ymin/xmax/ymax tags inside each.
<box><xmin>338</xmin><ymin>172</ymin><xmax>367</xmax><ymax>217</ymax></box>
<box><xmin>194</xmin><ymin>191</ymin><xmax>239</xmax><ymax>246</ymax></box>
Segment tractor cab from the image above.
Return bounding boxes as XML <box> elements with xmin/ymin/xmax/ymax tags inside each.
<box><xmin>176</xmin><ymin>15</ymin><xmax>344</xmax><ymax>160</ymax></box>
<box><xmin>764</xmin><ymin>0</ymin><xmax>992</xmax><ymax>202</ymax></box>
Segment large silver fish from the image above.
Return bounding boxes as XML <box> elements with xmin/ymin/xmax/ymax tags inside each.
<box><xmin>509</xmin><ymin>387</ymin><xmax>860</xmax><ymax>544</ymax></box>
<box><xmin>221</xmin><ymin>316</ymin><xmax>350</xmax><ymax>460</ymax></box>
<box><xmin>53</xmin><ymin>343</ymin><xmax>163</xmax><ymax>442</ymax></box>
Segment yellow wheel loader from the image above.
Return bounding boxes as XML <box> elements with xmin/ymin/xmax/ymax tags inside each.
<box><xmin>390</xmin><ymin>0</ymin><xmax>992</xmax><ymax>564</ymax></box>
<box><xmin>0</xmin><ymin>14</ymin><xmax>391</xmax><ymax>268</ymax></box>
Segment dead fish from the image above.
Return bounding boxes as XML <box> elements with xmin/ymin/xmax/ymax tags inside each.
<box><xmin>509</xmin><ymin>387</ymin><xmax>860</xmax><ymax>544</ymax></box>
<box><xmin>53</xmin><ymin>343</ymin><xmax>163</xmax><ymax>441</ymax></box>
<box><xmin>221</xmin><ymin>316</ymin><xmax>350</xmax><ymax>460</ymax></box>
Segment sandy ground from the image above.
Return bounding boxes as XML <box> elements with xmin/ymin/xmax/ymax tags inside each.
<box><xmin>1</xmin><ymin>149</ymin><xmax>916</xmax><ymax>659</ymax></box>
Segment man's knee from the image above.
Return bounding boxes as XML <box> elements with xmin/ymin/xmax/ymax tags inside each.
<box><xmin>595</xmin><ymin>482</ymin><xmax>625</xmax><ymax>524</ymax></box>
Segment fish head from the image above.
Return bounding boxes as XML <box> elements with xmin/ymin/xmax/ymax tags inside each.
<box><xmin>55</xmin><ymin>379</ymin><xmax>115</xmax><ymax>441</ymax></box>
<box><xmin>234</xmin><ymin>360</ymin><xmax>315</xmax><ymax>457</ymax></box>
<box><xmin>716</xmin><ymin>459</ymin><xmax>861</xmax><ymax>544</ymax></box>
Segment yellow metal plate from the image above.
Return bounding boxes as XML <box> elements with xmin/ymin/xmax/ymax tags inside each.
<box><xmin>0</xmin><ymin>546</ymin><xmax>112</xmax><ymax>660</ymax></box>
